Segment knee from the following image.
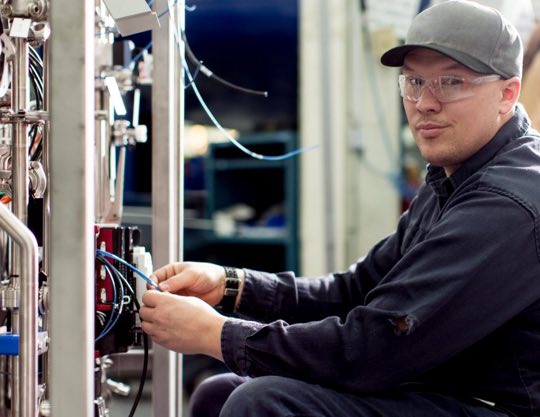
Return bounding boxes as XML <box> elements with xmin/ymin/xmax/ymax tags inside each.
<box><xmin>189</xmin><ymin>373</ymin><xmax>244</xmax><ymax>417</ymax></box>
<box><xmin>220</xmin><ymin>376</ymin><xmax>298</xmax><ymax>417</ymax></box>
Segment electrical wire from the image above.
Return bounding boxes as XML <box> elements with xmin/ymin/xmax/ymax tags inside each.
<box><xmin>183</xmin><ymin>60</ymin><xmax>201</xmax><ymax>90</ymax></box>
<box><xmin>130</xmin><ymin>332</ymin><xmax>149</xmax><ymax>417</ymax></box>
<box><xmin>124</xmin><ymin>1</ymin><xmax>318</xmax><ymax>160</ymax></box>
<box><xmin>28</xmin><ymin>66</ymin><xmax>43</xmax><ymax>109</ymax></box>
<box><xmin>96</xmin><ymin>249</ymin><xmax>161</xmax><ymax>291</ymax></box>
<box><xmin>128</xmin><ymin>40</ymin><xmax>152</xmax><ymax>71</ymax></box>
<box><xmin>184</xmin><ymin>61</ymin><xmax>318</xmax><ymax>161</ymax></box>
<box><xmin>98</xmin><ymin>287</ymin><xmax>123</xmax><ymax>340</ymax></box>
<box><xmin>95</xmin><ymin>258</ymin><xmax>126</xmax><ymax>342</ymax></box>
<box><xmin>128</xmin><ymin>0</ymin><xmax>267</xmax><ymax>96</ymax></box>
<box><xmin>121</xmin><ymin>0</ymin><xmax>319</xmax><ymax>161</ymax></box>
<box><xmin>28</xmin><ymin>47</ymin><xmax>45</xmax><ymax>161</ymax></box>
<box><xmin>127</xmin><ymin>30</ymin><xmax>269</xmax><ymax>98</ymax></box>
<box><xmin>157</xmin><ymin>0</ymin><xmax>179</xmax><ymax>18</ymax></box>
<box><xmin>96</xmin><ymin>254</ymin><xmax>149</xmax><ymax>417</ymax></box>
<box><xmin>181</xmin><ymin>29</ymin><xmax>268</xmax><ymax>97</ymax></box>
<box><xmin>29</xmin><ymin>47</ymin><xmax>44</xmax><ymax>104</ymax></box>
<box><xmin>158</xmin><ymin>3</ymin><xmax>319</xmax><ymax>161</ymax></box>
<box><xmin>29</xmin><ymin>125</ymin><xmax>43</xmax><ymax>161</ymax></box>
<box><xmin>96</xmin><ymin>311</ymin><xmax>106</xmax><ymax>327</ymax></box>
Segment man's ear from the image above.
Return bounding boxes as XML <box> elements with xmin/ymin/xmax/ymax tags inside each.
<box><xmin>500</xmin><ymin>77</ymin><xmax>521</xmax><ymax>114</ymax></box>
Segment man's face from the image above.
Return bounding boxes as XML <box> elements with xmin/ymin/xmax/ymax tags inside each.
<box><xmin>402</xmin><ymin>49</ymin><xmax>509</xmax><ymax>176</ymax></box>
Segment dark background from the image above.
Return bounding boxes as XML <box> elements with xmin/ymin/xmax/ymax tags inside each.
<box><xmin>122</xmin><ymin>0</ymin><xmax>299</xmax><ymax>204</ymax></box>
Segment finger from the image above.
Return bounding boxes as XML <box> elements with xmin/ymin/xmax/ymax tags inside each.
<box><xmin>146</xmin><ymin>273</ymin><xmax>158</xmax><ymax>290</ymax></box>
<box><xmin>139</xmin><ymin>305</ymin><xmax>153</xmax><ymax>323</ymax></box>
<box><xmin>141</xmin><ymin>320</ymin><xmax>155</xmax><ymax>336</ymax></box>
<box><xmin>142</xmin><ymin>289</ymin><xmax>161</xmax><ymax>308</ymax></box>
<box><xmin>152</xmin><ymin>263</ymin><xmax>184</xmax><ymax>283</ymax></box>
<box><xmin>157</xmin><ymin>271</ymin><xmax>195</xmax><ymax>293</ymax></box>
<box><xmin>148</xmin><ymin>273</ymin><xmax>159</xmax><ymax>289</ymax></box>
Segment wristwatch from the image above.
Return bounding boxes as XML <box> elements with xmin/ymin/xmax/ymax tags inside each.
<box><xmin>219</xmin><ymin>266</ymin><xmax>240</xmax><ymax>313</ymax></box>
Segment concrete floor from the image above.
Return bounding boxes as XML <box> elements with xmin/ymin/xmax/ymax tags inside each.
<box><xmin>106</xmin><ymin>377</ymin><xmax>189</xmax><ymax>416</ymax></box>
<box><xmin>103</xmin><ymin>353</ymin><xmax>225</xmax><ymax>416</ymax></box>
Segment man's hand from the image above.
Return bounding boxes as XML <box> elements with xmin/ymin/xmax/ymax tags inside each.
<box><xmin>151</xmin><ymin>262</ymin><xmax>227</xmax><ymax>306</ymax></box>
<box><xmin>140</xmin><ymin>290</ymin><xmax>226</xmax><ymax>360</ymax></box>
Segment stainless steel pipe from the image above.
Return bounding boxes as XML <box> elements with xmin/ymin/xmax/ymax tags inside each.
<box><xmin>0</xmin><ymin>203</ymin><xmax>39</xmax><ymax>417</ymax></box>
<box><xmin>12</xmin><ymin>37</ymin><xmax>29</xmax><ymax>223</ymax></box>
<box><xmin>10</xmin><ymin>35</ymin><xmax>31</xmax><ymax>417</ymax></box>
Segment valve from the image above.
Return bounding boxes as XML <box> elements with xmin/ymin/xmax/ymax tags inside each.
<box><xmin>29</xmin><ymin>160</ymin><xmax>46</xmax><ymax>198</ymax></box>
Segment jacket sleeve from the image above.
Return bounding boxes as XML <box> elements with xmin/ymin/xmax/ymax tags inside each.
<box><xmin>222</xmin><ymin>190</ymin><xmax>540</xmax><ymax>393</ymax></box>
<box><xmin>235</xmin><ymin>206</ymin><xmax>415</xmax><ymax>324</ymax></box>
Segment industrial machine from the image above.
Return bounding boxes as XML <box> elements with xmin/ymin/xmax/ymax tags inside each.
<box><xmin>0</xmin><ymin>0</ymin><xmax>184</xmax><ymax>416</ymax></box>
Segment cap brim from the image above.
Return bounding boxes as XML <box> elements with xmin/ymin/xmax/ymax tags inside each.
<box><xmin>381</xmin><ymin>44</ymin><xmax>496</xmax><ymax>75</ymax></box>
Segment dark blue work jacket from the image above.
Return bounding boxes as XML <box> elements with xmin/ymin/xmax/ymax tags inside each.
<box><xmin>222</xmin><ymin>105</ymin><xmax>540</xmax><ymax>417</ymax></box>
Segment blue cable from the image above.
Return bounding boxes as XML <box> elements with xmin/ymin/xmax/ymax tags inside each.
<box><xmin>95</xmin><ymin>258</ymin><xmax>124</xmax><ymax>341</ymax></box>
<box><xmin>96</xmin><ymin>249</ymin><xmax>161</xmax><ymax>291</ymax></box>
<box><xmin>130</xmin><ymin>1</ymin><xmax>318</xmax><ymax>161</ymax></box>
<box><xmin>157</xmin><ymin>0</ymin><xmax>179</xmax><ymax>19</ymax></box>
<box><xmin>183</xmin><ymin>61</ymin><xmax>319</xmax><ymax>161</ymax></box>
<box><xmin>128</xmin><ymin>40</ymin><xmax>153</xmax><ymax>70</ymax></box>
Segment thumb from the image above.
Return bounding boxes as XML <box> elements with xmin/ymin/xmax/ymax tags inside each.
<box><xmin>142</xmin><ymin>289</ymin><xmax>162</xmax><ymax>307</ymax></box>
<box><xmin>157</xmin><ymin>273</ymin><xmax>193</xmax><ymax>293</ymax></box>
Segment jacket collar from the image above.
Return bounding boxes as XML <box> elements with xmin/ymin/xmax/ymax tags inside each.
<box><xmin>425</xmin><ymin>104</ymin><xmax>531</xmax><ymax>202</ymax></box>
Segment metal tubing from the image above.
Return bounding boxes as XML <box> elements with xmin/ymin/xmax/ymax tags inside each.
<box><xmin>10</xmin><ymin>0</ymin><xmax>31</xmax><ymax>16</ymax></box>
<box><xmin>0</xmin><ymin>356</ymin><xmax>5</xmax><ymax>416</ymax></box>
<box><xmin>94</xmin><ymin>91</ymin><xmax>111</xmax><ymax>224</ymax></box>
<box><xmin>12</xmin><ymin>38</ymin><xmax>29</xmax><ymax>223</ymax></box>
<box><xmin>0</xmin><ymin>203</ymin><xmax>39</xmax><ymax>417</ymax></box>
<box><xmin>42</xmin><ymin>41</ymin><xmax>50</xmax><ymax>274</ymax></box>
<box><xmin>41</xmin><ymin>40</ymin><xmax>50</xmax><ymax>398</ymax></box>
<box><xmin>151</xmin><ymin>0</ymin><xmax>184</xmax><ymax>415</ymax></box>
<box><xmin>10</xmin><ymin>35</ymin><xmax>29</xmax><ymax>417</ymax></box>
<box><xmin>10</xmin><ymin>312</ymin><xmax>19</xmax><ymax>417</ymax></box>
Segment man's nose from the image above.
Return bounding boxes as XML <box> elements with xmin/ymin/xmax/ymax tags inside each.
<box><xmin>415</xmin><ymin>84</ymin><xmax>442</xmax><ymax>111</ymax></box>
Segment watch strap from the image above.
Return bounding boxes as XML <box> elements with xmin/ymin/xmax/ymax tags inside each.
<box><xmin>219</xmin><ymin>266</ymin><xmax>240</xmax><ymax>313</ymax></box>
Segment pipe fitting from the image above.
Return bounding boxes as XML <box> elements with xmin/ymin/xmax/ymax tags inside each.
<box><xmin>1</xmin><ymin>4</ymin><xmax>12</xmax><ymax>18</ymax></box>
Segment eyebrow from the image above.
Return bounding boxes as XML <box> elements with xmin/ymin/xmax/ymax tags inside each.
<box><xmin>402</xmin><ymin>62</ymin><xmax>466</xmax><ymax>73</ymax></box>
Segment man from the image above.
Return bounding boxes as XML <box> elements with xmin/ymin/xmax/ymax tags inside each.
<box><xmin>140</xmin><ymin>1</ymin><xmax>540</xmax><ymax>416</ymax></box>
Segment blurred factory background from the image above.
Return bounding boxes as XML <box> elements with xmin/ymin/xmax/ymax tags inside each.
<box><xmin>0</xmin><ymin>0</ymin><xmax>539</xmax><ymax>416</ymax></box>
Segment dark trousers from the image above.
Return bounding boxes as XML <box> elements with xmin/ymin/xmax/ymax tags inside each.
<box><xmin>189</xmin><ymin>372</ymin><xmax>511</xmax><ymax>417</ymax></box>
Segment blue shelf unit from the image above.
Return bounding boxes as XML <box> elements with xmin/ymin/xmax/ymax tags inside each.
<box><xmin>184</xmin><ymin>131</ymin><xmax>299</xmax><ymax>274</ymax></box>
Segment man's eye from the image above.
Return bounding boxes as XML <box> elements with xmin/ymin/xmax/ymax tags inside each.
<box><xmin>440</xmin><ymin>77</ymin><xmax>464</xmax><ymax>87</ymax></box>
<box><xmin>408</xmin><ymin>77</ymin><xmax>424</xmax><ymax>86</ymax></box>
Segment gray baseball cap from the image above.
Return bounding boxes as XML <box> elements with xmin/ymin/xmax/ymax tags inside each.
<box><xmin>380</xmin><ymin>0</ymin><xmax>523</xmax><ymax>79</ymax></box>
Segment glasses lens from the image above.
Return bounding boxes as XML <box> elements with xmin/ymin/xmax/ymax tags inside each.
<box><xmin>399</xmin><ymin>75</ymin><xmax>423</xmax><ymax>101</ymax></box>
<box><xmin>438</xmin><ymin>76</ymin><xmax>467</xmax><ymax>101</ymax></box>
<box><xmin>398</xmin><ymin>75</ymin><xmax>487</xmax><ymax>103</ymax></box>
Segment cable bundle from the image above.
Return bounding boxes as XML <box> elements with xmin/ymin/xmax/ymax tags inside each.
<box><xmin>95</xmin><ymin>249</ymin><xmax>154</xmax><ymax>417</ymax></box>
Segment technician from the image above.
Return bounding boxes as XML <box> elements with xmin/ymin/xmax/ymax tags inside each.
<box><xmin>140</xmin><ymin>1</ymin><xmax>540</xmax><ymax>416</ymax></box>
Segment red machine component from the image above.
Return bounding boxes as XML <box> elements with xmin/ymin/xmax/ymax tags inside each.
<box><xmin>94</xmin><ymin>224</ymin><xmax>142</xmax><ymax>357</ymax></box>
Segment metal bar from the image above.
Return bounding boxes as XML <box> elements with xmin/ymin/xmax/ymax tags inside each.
<box><xmin>318</xmin><ymin>0</ymin><xmax>336</xmax><ymax>272</ymax></box>
<box><xmin>49</xmin><ymin>0</ymin><xmax>95</xmax><ymax>415</ymax></box>
<box><xmin>41</xmin><ymin>38</ymin><xmax>50</xmax><ymax>398</ymax></box>
<box><xmin>0</xmin><ymin>357</ymin><xmax>5</xmax><ymax>415</ymax></box>
<box><xmin>151</xmin><ymin>0</ymin><xmax>184</xmax><ymax>415</ymax></box>
<box><xmin>0</xmin><ymin>203</ymin><xmax>39</xmax><ymax>417</ymax></box>
<box><xmin>10</xmin><ymin>35</ymin><xmax>29</xmax><ymax>417</ymax></box>
<box><xmin>94</xmin><ymin>91</ymin><xmax>110</xmax><ymax>223</ymax></box>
